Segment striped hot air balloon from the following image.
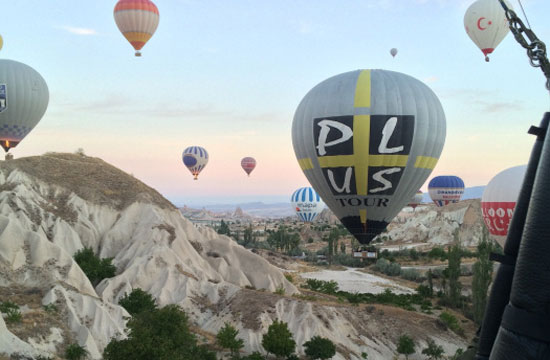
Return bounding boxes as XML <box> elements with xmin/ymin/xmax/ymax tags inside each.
<box><xmin>114</xmin><ymin>0</ymin><xmax>159</xmax><ymax>57</ymax></box>
<box><xmin>182</xmin><ymin>146</ymin><xmax>208</xmax><ymax>180</ymax></box>
<box><xmin>241</xmin><ymin>157</ymin><xmax>256</xmax><ymax>176</ymax></box>
<box><xmin>291</xmin><ymin>187</ymin><xmax>323</xmax><ymax>223</ymax></box>
<box><xmin>428</xmin><ymin>176</ymin><xmax>465</xmax><ymax>206</ymax></box>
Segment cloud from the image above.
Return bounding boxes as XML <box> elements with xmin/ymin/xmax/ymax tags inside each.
<box><xmin>58</xmin><ymin>26</ymin><xmax>98</xmax><ymax>36</ymax></box>
<box><xmin>423</xmin><ymin>76</ymin><xmax>439</xmax><ymax>84</ymax></box>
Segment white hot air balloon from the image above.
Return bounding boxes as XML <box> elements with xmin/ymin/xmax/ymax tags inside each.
<box><xmin>292</xmin><ymin>69</ymin><xmax>446</xmax><ymax>244</ymax></box>
<box><xmin>291</xmin><ymin>187</ymin><xmax>323</xmax><ymax>223</ymax></box>
<box><xmin>182</xmin><ymin>146</ymin><xmax>209</xmax><ymax>180</ymax></box>
<box><xmin>0</xmin><ymin>60</ymin><xmax>49</xmax><ymax>152</ymax></box>
<box><xmin>464</xmin><ymin>0</ymin><xmax>512</xmax><ymax>61</ymax></box>
<box><xmin>481</xmin><ymin>165</ymin><xmax>526</xmax><ymax>247</ymax></box>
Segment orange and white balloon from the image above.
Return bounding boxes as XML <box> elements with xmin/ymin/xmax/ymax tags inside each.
<box><xmin>481</xmin><ymin>165</ymin><xmax>526</xmax><ymax>247</ymax></box>
<box><xmin>114</xmin><ymin>0</ymin><xmax>159</xmax><ymax>57</ymax></box>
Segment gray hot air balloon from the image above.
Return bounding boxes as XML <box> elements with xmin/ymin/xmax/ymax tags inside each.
<box><xmin>292</xmin><ymin>69</ymin><xmax>446</xmax><ymax>244</ymax></box>
<box><xmin>0</xmin><ymin>59</ymin><xmax>49</xmax><ymax>152</ymax></box>
<box><xmin>390</xmin><ymin>48</ymin><xmax>398</xmax><ymax>58</ymax></box>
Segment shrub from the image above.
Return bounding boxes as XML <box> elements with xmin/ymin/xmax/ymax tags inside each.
<box><xmin>374</xmin><ymin>258</ymin><xmax>401</xmax><ymax>276</ymax></box>
<box><xmin>428</xmin><ymin>247</ymin><xmax>447</xmax><ymax>261</ymax></box>
<box><xmin>73</xmin><ymin>247</ymin><xmax>116</xmax><ymax>286</ymax></box>
<box><xmin>65</xmin><ymin>343</ymin><xmax>88</xmax><ymax>360</ymax></box>
<box><xmin>303</xmin><ymin>335</ymin><xmax>337</xmax><ymax>360</ymax></box>
<box><xmin>118</xmin><ymin>288</ymin><xmax>157</xmax><ymax>316</ymax></box>
<box><xmin>43</xmin><ymin>303</ymin><xmax>58</xmax><ymax>314</ymax></box>
<box><xmin>262</xmin><ymin>320</ymin><xmax>295</xmax><ymax>358</ymax></box>
<box><xmin>104</xmin><ymin>305</ymin><xmax>216</xmax><ymax>360</ymax></box>
<box><xmin>242</xmin><ymin>352</ymin><xmax>265</xmax><ymax>360</ymax></box>
<box><xmin>397</xmin><ymin>334</ymin><xmax>415</xmax><ymax>359</ymax></box>
<box><xmin>0</xmin><ymin>301</ymin><xmax>18</xmax><ymax>313</ymax></box>
<box><xmin>216</xmin><ymin>322</ymin><xmax>244</xmax><ymax>356</ymax></box>
<box><xmin>275</xmin><ymin>286</ymin><xmax>286</xmax><ymax>295</ymax></box>
<box><xmin>284</xmin><ymin>273</ymin><xmax>294</xmax><ymax>283</ymax></box>
<box><xmin>422</xmin><ymin>339</ymin><xmax>444</xmax><ymax>360</ymax></box>
<box><xmin>400</xmin><ymin>269</ymin><xmax>421</xmax><ymax>282</ymax></box>
<box><xmin>5</xmin><ymin>308</ymin><xmax>22</xmax><ymax>323</ymax></box>
<box><xmin>439</xmin><ymin>312</ymin><xmax>464</xmax><ymax>336</ymax></box>
<box><xmin>416</xmin><ymin>285</ymin><xmax>433</xmax><ymax>298</ymax></box>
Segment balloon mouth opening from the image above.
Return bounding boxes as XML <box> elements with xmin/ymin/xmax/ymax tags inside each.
<box><xmin>0</xmin><ymin>140</ymin><xmax>18</xmax><ymax>152</ymax></box>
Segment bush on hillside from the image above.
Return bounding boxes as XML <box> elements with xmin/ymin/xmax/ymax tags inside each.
<box><xmin>73</xmin><ymin>247</ymin><xmax>116</xmax><ymax>286</ymax></box>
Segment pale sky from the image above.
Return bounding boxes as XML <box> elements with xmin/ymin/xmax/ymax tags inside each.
<box><xmin>1</xmin><ymin>0</ymin><xmax>549</xmax><ymax>205</ymax></box>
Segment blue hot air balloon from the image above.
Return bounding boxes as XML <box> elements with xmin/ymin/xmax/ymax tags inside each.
<box><xmin>182</xmin><ymin>146</ymin><xmax>208</xmax><ymax>180</ymax></box>
<box><xmin>291</xmin><ymin>187</ymin><xmax>323</xmax><ymax>222</ymax></box>
<box><xmin>428</xmin><ymin>176</ymin><xmax>465</xmax><ymax>206</ymax></box>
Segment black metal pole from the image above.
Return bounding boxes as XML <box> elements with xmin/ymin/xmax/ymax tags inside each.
<box><xmin>488</xmin><ymin>112</ymin><xmax>550</xmax><ymax>359</ymax></box>
<box><xmin>475</xmin><ymin>113</ymin><xmax>550</xmax><ymax>359</ymax></box>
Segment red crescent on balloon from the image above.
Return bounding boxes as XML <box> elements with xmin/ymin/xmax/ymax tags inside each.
<box><xmin>477</xmin><ymin>17</ymin><xmax>488</xmax><ymax>31</ymax></box>
<box><xmin>492</xmin><ymin>218</ymin><xmax>504</xmax><ymax>232</ymax></box>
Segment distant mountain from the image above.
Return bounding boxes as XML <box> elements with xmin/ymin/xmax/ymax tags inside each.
<box><xmin>184</xmin><ymin>202</ymin><xmax>295</xmax><ymax>218</ymax></box>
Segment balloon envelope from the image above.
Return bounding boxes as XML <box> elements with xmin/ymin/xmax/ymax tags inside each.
<box><xmin>114</xmin><ymin>0</ymin><xmax>160</xmax><ymax>56</ymax></box>
<box><xmin>182</xmin><ymin>146</ymin><xmax>208</xmax><ymax>180</ymax></box>
<box><xmin>481</xmin><ymin>165</ymin><xmax>526</xmax><ymax>247</ymax></box>
<box><xmin>390</xmin><ymin>48</ymin><xmax>398</xmax><ymax>57</ymax></box>
<box><xmin>464</xmin><ymin>0</ymin><xmax>511</xmax><ymax>61</ymax></box>
<box><xmin>291</xmin><ymin>187</ymin><xmax>323</xmax><ymax>222</ymax></box>
<box><xmin>292</xmin><ymin>69</ymin><xmax>446</xmax><ymax>244</ymax></box>
<box><xmin>428</xmin><ymin>176</ymin><xmax>465</xmax><ymax>206</ymax></box>
<box><xmin>0</xmin><ymin>59</ymin><xmax>49</xmax><ymax>152</ymax></box>
<box><xmin>241</xmin><ymin>157</ymin><xmax>256</xmax><ymax>176</ymax></box>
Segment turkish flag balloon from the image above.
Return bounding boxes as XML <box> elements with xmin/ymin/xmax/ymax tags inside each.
<box><xmin>464</xmin><ymin>0</ymin><xmax>512</xmax><ymax>61</ymax></box>
<box><xmin>481</xmin><ymin>165</ymin><xmax>526</xmax><ymax>247</ymax></box>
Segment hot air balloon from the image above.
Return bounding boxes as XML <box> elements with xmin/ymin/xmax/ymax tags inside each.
<box><xmin>182</xmin><ymin>146</ymin><xmax>208</xmax><ymax>180</ymax></box>
<box><xmin>0</xmin><ymin>35</ymin><xmax>3</xmax><ymax>52</ymax></box>
<box><xmin>114</xmin><ymin>0</ymin><xmax>159</xmax><ymax>57</ymax></box>
<box><xmin>241</xmin><ymin>157</ymin><xmax>256</xmax><ymax>176</ymax></box>
<box><xmin>481</xmin><ymin>165</ymin><xmax>526</xmax><ymax>247</ymax></box>
<box><xmin>292</xmin><ymin>69</ymin><xmax>446</xmax><ymax>244</ymax></box>
<box><xmin>390</xmin><ymin>48</ymin><xmax>398</xmax><ymax>58</ymax></box>
<box><xmin>464</xmin><ymin>0</ymin><xmax>511</xmax><ymax>62</ymax></box>
<box><xmin>0</xmin><ymin>60</ymin><xmax>49</xmax><ymax>152</ymax></box>
<box><xmin>291</xmin><ymin>187</ymin><xmax>323</xmax><ymax>222</ymax></box>
<box><xmin>428</xmin><ymin>176</ymin><xmax>465</xmax><ymax>206</ymax></box>
<box><xmin>408</xmin><ymin>191</ymin><xmax>423</xmax><ymax>210</ymax></box>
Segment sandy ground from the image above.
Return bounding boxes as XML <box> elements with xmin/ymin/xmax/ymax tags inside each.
<box><xmin>300</xmin><ymin>268</ymin><xmax>415</xmax><ymax>295</ymax></box>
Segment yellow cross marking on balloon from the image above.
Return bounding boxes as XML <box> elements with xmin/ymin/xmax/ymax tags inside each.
<box><xmin>316</xmin><ymin>114</ymin><xmax>409</xmax><ymax>196</ymax></box>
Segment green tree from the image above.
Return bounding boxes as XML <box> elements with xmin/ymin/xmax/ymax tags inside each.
<box><xmin>216</xmin><ymin>322</ymin><xmax>244</xmax><ymax>356</ymax></box>
<box><xmin>396</xmin><ymin>334</ymin><xmax>415</xmax><ymax>360</ymax></box>
<box><xmin>104</xmin><ymin>305</ymin><xmax>215</xmax><ymax>360</ymax></box>
<box><xmin>243</xmin><ymin>224</ymin><xmax>254</xmax><ymax>246</ymax></box>
<box><xmin>241</xmin><ymin>352</ymin><xmax>265</xmax><ymax>360</ymax></box>
<box><xmin>218</xmin><ymin>220</ymin><xmax>231</xmax><ymax>236</ymax></box>
<box><xmin>261</xmin><ymin>320</ymin><xmax>296</xmax><ymax>359</ymax></box>
<box><xmin>303</xmin><ymin>336</ymin><xmax>336</xmax><ymax>360</ymax></box>
<box><xmin>427</xmin><ymin>269</ymin><xmax>434</xmax><ymax>296</ymax></box>
<box><xmin>447</xmin><ymin>235</ymin><xmax>462</xmax><ymax>308</ymax></box>
<box><xmin>73</xmin><ymin>247</ymin><xmax>116</xmax><ymax>286</ymax></box>
<box><xmin>472</xmin><ymin>228</ymin><xmax>494</xmax><ymax>324</ymax></box>
<box><xmin>267</xmin><ymin>227</ymin><xmax>300</xmax><ymax>254</ymax></box>
<box><xmin>65</xmin><ymin>343</ymin><xmax>88</xmax><ymax>360</ymax></box>
<box><xmin>421</xmin><ymin>339</ymin><xmax>444</xmax><ymax>360</ymax></box>
<box><xmin>118</xmin><ymin>288</ymin><xmax>157</xmax><ymax>316</ymax></box>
